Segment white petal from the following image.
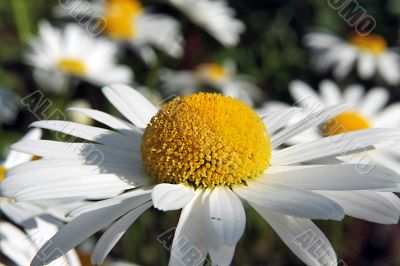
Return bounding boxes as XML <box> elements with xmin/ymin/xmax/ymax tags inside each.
<box><xmin>261</xmin><ymin>164</ymin><xmax>397</xmax><ymax>191</ymax></box>
<box><xmin>91</xmin><ymin>201</ymin><xmax>152</xmax><ymax>265</ymax></box>
<box><xmin>233</xmin><ymin>182</ymin><xmax>344</xmax><ymax>220</ymax></box>
<box><xmin>271</xmin><ymin>129</ymin><xmax>400</xmax><ymax>165</ymax></box>
<box><xmin>152</xmin><ymin>183</ymin><xmax>195</xmax><ymax>211</ymax></box>
<box><xmin>205</xmin><ymin>187</ymin><xmax>245</xmax><ymax>246</ymax></box>
<box><xmin>318</xmin><ymin>191</ymin><xmax>400</xmax><ymax>224</ymax></box>
<box><xmin>319</xmin><ymin>80</ymin><xmax>342</xmax><ymax>106</ymax></box>
<box><xmin>271</xmin><ymin>104</ymin><xmax>351</xmax><ymax>148</ymax></box>
<box><xmin>289</xmin><ymin>80</ymin><xmax>323</xmax><ymax>107</ymax></box>
<box><xmin>30</xmin><ymin>192</ymin><xmax>151</xmax><ymax>266</ymax></box>
<box><xmin>377</xmin><ymin>52</ymin><xmax>400</xmax><ymax>85</ymax></box>
<box><xmin>250</xmin><ymin>205</ymin><xmax>337</xmax><ymax>266</ymax></box>
<box><xmin>169</xmin><ymin>190</ymin><xmax>208</xmax><ymax>266</ymax></box>
<box><xmin>102</xmin><ymin>84</ymin><xmax>158</xmax><ymax>128</ymax></box>
<box><xmin>332</xmin><ymin>46</ymin><xmax>358</xmax><ymax>80</ymax></box>
<box><xmin>357</xmin><ymin>87</ymin><xmax>389</xmax><ymax>117</ymax></box>
<box><xmin>261</xmin><ymin>107</ymin><xmax>300</xmax><ymax>134</ymax></box>
<box><xmin>343</xmin><ymin>84</ymin><xmax>365</xmax><ymax>105</ymax></box>
<box><xmin>373</xmin><ymin>103</ymin><xmax>400</xmax><ymax>127</ymax></box>
<box><xmin>357</xmin><ymin>52</ymin><xmax>376</xmax><ymax>79</ymax></box>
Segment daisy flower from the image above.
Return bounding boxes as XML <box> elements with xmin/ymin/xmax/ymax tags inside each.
<box><xmin>160</xmin><ymin>60</ymin><xmax>262</xmax><ymax>106</ymax></box>
<box><xmin>166</xmin><ymin>0</ymin><xmax>245</xmax><ymax>46</ymax></box>
<box><xmin>25</xmin><ymin>21</ymin><xmax>133</xmax><ymax>93</ymax></box>
<box><xmin>3</xmin><ymin>84</ymin><xmax>400</xmax><ymax>266</ymax></box>
<box><xmin>0</xmin><ymin>87</ymin><xmax>19</xmax><ymax>125</ymax></box>
<box><xmin>304</xmin><ymin>31</ymin><xmax>400</xmax><ymax>85</ymax></box>
<box><xmin>288</xmin><ymin>79</ymin><xmax>400</xmax><ymax>172</ymax></box>
<box><xmin>56</xmin><ymin>0</ymin><xmax>184</xmax><ymax>65</ymax></box>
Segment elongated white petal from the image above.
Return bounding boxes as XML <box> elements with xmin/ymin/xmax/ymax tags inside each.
<box><xmin>169</xmin><ymin>191</ymin><xmax>208</xmax><ymax>266</ymax></box>
<box><xmin>377</xmin><ymin>52</ymin><xmax>400</xmax><ymax>85</ymax></box>
<box><xmin>357</xmin><ymin>52</ymin><xmax>376</xmax><ymax>79</ymax></box>
<box><xmin>271</xmin><ymin>104</ymin><xmax>351</xmax><ymax>148</ymax></box>
<box><xmin>271</xmin><ymin>129</ymin><xmax>400</xmax><ymax>165</ymax></box>
<box><xmin>373</xmin><ymin>103</ymin><xmax>400</xmax><ymax>127</ymax></box>
<box><xmin>261</xmin><ymin>164</ymin><xmax>398</xmax><ymax>190</ymax></box>
<box><xmin>91</xmin><ymin>201</ymin><xmax>152</xmax><ymax>265</ymax></box>
<box><xmin>319</xmin><ymin>80</ymin><xmax>342</xmax><ymax>106</ymax></box>
<box><xmin>102</xmin><ymin>84</ymin><xmax>158</xmax><ymax>128</ymax></box>
<box><xmin>233</xmin><ymin>182</ymin><xmax>344</xmax><ymax>220</ymax></box>
<box><xmin>31</xmin><ymin>120</ymin><xmax>135</xmax><ymax>151</ymax></box>
<box><xmin>202</xmin><ymin>190</ymin><xmax>236</xmax><ymax>266</ymax></box>
<box><xmin>250</xmin><ymin>205</ymin><xmax>337</xmax><ymax>266</ymax></box>
<box><xmin>343</xmin><ymin>84</ymin><xmax>364</xmax><ymax>105</ymax></box>
<box><xmin>262</xmin><ymin>107</ymin><xmax>300</xmax><ymax>134</ymax></box>
<box><xmin>30</xmin><ymin>192</ymin><xmax>151</xmax><ymax>266</ymax></box>
<box><xmin>289</xmin><ymin>80</ymin><xmax>323</xmax><ymax>107</ymax></box>
<box><xmin>357</xmin><ymin>87</ymin><xmax>389</xmax><ymax>117</ymax></box>
<box><xmin>205</xmin><ymin>187</ymin><xmax>245</xmax><ymax>246</ymax></box>
<box><xmin>152</xmin><ymin>184</ymin><xmax>195</xmax><ymax>211</ymax></box>
<box><xmin>318</xmin><ymin>191</ymin><xmax>400</xmax><ymax>224</ymax></box>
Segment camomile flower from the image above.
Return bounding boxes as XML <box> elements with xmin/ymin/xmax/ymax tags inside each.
<box><xmin>286</xmin><ymin>79</ymin><xmax>400</xmax><ymax>173</ymax></box>
<box><xmin>56</xmin><ymin>0</ymin><xmax>183</xmax><ymax>66</ymax></box>
<box><xmin>0</xmin><ymin>219</ymin><xmax>81</xmax><ymax>266</ymax></box>
<box><xmin>0</xmin><ymin>88</ymin><xmax>19</xmax><ymax>125</ymax></box>
<box><xmin>166</xmin><ymin>0</ymin><xmax>245</xmax><ymax>46</ymax></box>
<box><xmin>160</xmin><ymin>60</ymin><xmax>262</xmax><ymax>106</ymax></box>
<box><xmin>304</xmin><ymin>31</ymin><xmax>400</xmax><ymax>85</ymax></box>
<box><xmin>3</xmin><ymin>85</ymin><xmax>400</xmax><ymax>265</ymax></box>
<box><xmin>25</xmin><ymin>21</ymin><xmax>133</xmax><ymax>93</ymax></box>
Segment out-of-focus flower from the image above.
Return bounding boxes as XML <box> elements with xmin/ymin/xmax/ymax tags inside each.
<box><xmin>304</xmin><ymin>31</ymin><xmax>400</xmax><ymax>85</ymax></box>
<box><xmin>286</xmin><ymin>80</ymin><xmax>400</xmax><ymax>174</ymax></box>
<box><xmin>0</xmin><ymin>219</ymin><xmax>81</xmax><ymax>266</ymax></box>
<box><xmin>166</xmin><ymin>0</ymin><xmax>245</xmax><ymax>46</ymax></box>
<box><xmin>67</xmin><ymin>99</ymin><xmax>93</xmax><ymax>125</ymax></box>
<box><xmin>4</xmin><ymin>85</ymin><xmax>400</xmax><ymax>266</ymax></box>
<box><xmin>25</xmin><ymin>22</ymin><xmax>133</xmax><ymax>93</ymax></box>
<box><xmin>0</xmin><ymin>88</ymin><xmax>19</xmax><ymax>125</ymax></box>
<box><xmin>159</xmin><ymin>60</ymin><xmax>262</xmax><ymax>106</ymax></box>
<box><xmin>56</xmin><ymin>0</ymin><xmax>183</xmax><ymax>66</ymax></box>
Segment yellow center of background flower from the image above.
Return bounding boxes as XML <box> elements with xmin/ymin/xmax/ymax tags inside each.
<box><xmin>195</xmin><ymin>64</ymin><xmax>229</xmax><ymax>83</ymax></box>
<box><xmin>322</xmin><ymin>111</ymin><xmax>371</xmax><ymax>136</ymax></box>
<box><xmin>0</xmin><ymin>166</ymin><xmax>7</xmax><ymax>181</ymax></box>
<box><xmin>349</xmin><ymin>34</ymin><xmax>387</xmax><ymax>54</ymax></box>
<box><xmin>141</xmin><ymin>93</ymin><xmax>271</xmax><ymax>188</ymax></box>
<box><xmin>57</xmin><ymin>58</ymin><xmax>87</xmax><ymax>76</ymax></box>
<box><xmin>103</xmin><ymin>0</ymin><xmax>143</xmax><ymax>40</ymax></box>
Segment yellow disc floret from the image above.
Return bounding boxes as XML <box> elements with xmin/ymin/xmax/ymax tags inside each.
<box><xmin>322</xmin><ymin>111</ymin><xmax>371</xmax><ymax>136</ymax></box>
<box><xmin>141</xmin><ymin>93</ymin><xmax>271</xmax><ymax>188</ymax></box>
<box><xmin>349</xmin><ymin>34</ymin><xmax>387</xmax><ymax>54</ymax></box>
<box><xmin>57</xmin><ymin>58</ymin><xmax>87</xmax><ymax>76</ymax></box>
<box><xmin>0</xmin><ymin>166</ymin><xmax>6</xmax><ymax>181</ymax></box>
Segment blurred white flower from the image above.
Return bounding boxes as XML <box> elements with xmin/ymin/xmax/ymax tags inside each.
<box><xmin>0</xmin><ymin>88</ymin><xmax>19</xmax><ymax>125</ymax></box>
<box><xmin>159</xmin><ymin>60</ymin><xmax>262</xmax><ymax>106</ymax></box>
<box><xmin>305</xmin><ymin>31</ymin><xmax>400</xmax><ymax>85</ymax></box>
<box><xmin>0</xmin><ymin>219</ymin><xmax>81</xmax><ymax>266</ymax></box>
<box><xmin>283</xmin><ymin>80</ymin><xmax>400</xmax><ymax>174</ymax></box>
<box><xmin>4</xmin><ymin>85</ymin><xmax>400</xmax><ymax>266</ymax></box>
<box><xmin>56</xmin><ymin>0</ymin><xmax>184</xmax><ymax>66</ymax></box>
<box><xmin>67</xmin><ymin>99</ymin><xmax>93</xmax><ymax>125</ymax></box>
<box><xmin>25</xmin><ymin>21</ymin><xmax>133</xmax><ymax>93</ymax></box>
<box><xmin>166</xmin><ymin>0</ymin><xmax>245</xmax><ymax>46</ymax></box>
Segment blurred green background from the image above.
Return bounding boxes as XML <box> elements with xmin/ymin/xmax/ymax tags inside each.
<box><xmin>2</xmin><ymin>0</ymin><xmax>400</xmax><ymax>265</ymax></box>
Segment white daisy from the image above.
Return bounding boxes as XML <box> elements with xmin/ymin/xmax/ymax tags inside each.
<box><xmin>56</xmin><ymin>0</ymin><xmax>184</xmax><ymax>66</ymax></box>
<box><xmin>0</xmin><ymin>88</ymin><xmax>19</xmax><ymax>125</ymax></box>
<box><xmin>166</xmin><ymin>0</ymin><xmax>245</xmax><ymax>46</ymax></box>
<box><xmin>287</xmin><ymin>79</ymin><xmax>400</xmax><ymax>173</ymax></box>
<box><xmin>304</xmin><ymin>31</ymin><xmax>400</xmax><ymax>85</ymax></box>
<box><xmin>25</xmin><ymin>21</ymin><xmax>133</xmax><ymax>93</ymax></box>
<box><xmin>159</xmin><ymin>60</ymin><xmax>262</xmax><ymax>106</ymax></box>
<box><xmin>0</xmin><ymin>219</ymin><xmax>81</xmax><ymax>266</ymax></box>
<box><xmin>3</xmin><ymin>84</ymin><xmax>400</xmax><ymax>266</ymax></box>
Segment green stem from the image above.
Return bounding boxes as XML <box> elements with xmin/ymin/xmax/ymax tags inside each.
<box><xmin>12</xmin><ymin>0</ymin><xmax>31</xmax><ymax>43</ymax></box>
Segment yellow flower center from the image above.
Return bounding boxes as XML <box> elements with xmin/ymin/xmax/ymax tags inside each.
<box><xmin>102</xmin><ymin>0</ymin><xmax>143</xmax><ymax>40</ymax></box>
<box><xmin>0</xmin><ymin>166</ymin><xmax>6</xmax><ymax>181</ymax></box>
<box><xmin>349</xmin><ymin>34</ymin><xmax>387</xmax><ymax>54</ymax></box>
<box><xmin>322</xmin><ymin>111</ymin><xmax>371</xmax><ymax>136</ymax></box>
<box><xmin>57</xmin><ymin>58</ymin><xmax>87</xmax><ymax>76</ymax></box>
<box><xmin>141</xmin><ymin>93</ymin><xmax>271</xmax><ymax>188</ymax></box>
<box><xmin>194</xmin><ymin>64</ymin><xmax>229</xmax><ymax>83</ymax></box>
